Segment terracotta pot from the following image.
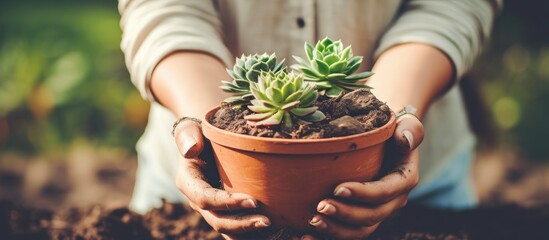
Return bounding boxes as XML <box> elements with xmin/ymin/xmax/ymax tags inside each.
<box><xmin>202</xmin><ymin>107</ymin><xmax>396</xmax><ymax>233</ymax></box>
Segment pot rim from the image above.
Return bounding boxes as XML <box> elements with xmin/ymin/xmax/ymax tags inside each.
<box><xmin>202</xmin><ymin>107</ymin><xmax>397</xmax><ymax>154</ymax></box>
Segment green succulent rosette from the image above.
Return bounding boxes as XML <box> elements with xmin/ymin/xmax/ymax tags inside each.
<box><xmin>293</xmin><ymin>37</ymin><xmax>373</xmax><ymax>97</ymax></box>
<box><xmin>245</xmin><ymin>71</ymin><xmax>325</xmax><ymax>127</ymax></box>
<box><xmin>220</xmin><ymin>53</ymin><xmax>285</xmax><ymax>106</ymax></box>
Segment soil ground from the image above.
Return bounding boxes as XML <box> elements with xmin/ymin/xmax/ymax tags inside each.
<box><xmin>1</xmin><ymin>146</ymin><xmax>548</xmax><ymax>239</ymax></box>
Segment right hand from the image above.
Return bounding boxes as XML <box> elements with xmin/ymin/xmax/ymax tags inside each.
<box><xmin>173</xmin><ymin>119</ymin><xmax>271</xmax><ymax>239</ymax></box>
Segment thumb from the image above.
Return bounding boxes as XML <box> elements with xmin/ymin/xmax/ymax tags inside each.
<box><xmin>174</xmin><ymin>120</ymin><xmax>204</xmax><ymax>158</ymax></box>
<box><xmin>394</xmin><ymin>114</ymin><xmax>424</xmax><ymax>153</ymax></box>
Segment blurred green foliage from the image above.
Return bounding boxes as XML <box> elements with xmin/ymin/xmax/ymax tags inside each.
<box><xmin>0</xmin><ymin>1</ymin><xmax>149</xmax><ymax>154</ymax></box>
<box><xmin>0</xmin><ymin>1</ymin><xmax>547</xmax><ymax>161</ymax></box>
<box><xmin>469</xmin><ymin>1</ymin><xmax>549</xmax><ymax>161</ymax></box>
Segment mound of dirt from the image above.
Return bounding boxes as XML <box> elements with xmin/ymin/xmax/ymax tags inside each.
<box><xmin>371</xmin><ymin>204</ymin><xmax>549</xmax><ymax>240</ymax></box>
<box><xmin>2</xmin><ymin>199</ymin><xmax>549</xmax><ymax>240</ymax></box>
<box><xmin>1</xmin><ymin>200</ymin><xmax>222</xmax><ymax>240</ymax></box>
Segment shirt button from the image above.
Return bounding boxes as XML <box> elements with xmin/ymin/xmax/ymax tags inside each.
<box><xmin>296</xmin><ymin>17</ymin><xmax>305</xmax><ymax>28</ymax></box>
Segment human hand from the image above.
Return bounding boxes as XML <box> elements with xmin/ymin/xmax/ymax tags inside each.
<box><xmin>173</xmin><ymin>119</ymin><xmax>271</xmax><ymax>239</ymax></box>
<box><xmin>302</xmin><ymin>114</ymin><xmax>424</xmax><ymax>239</ymax></box>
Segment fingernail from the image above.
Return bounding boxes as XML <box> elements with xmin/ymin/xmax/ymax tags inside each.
<box><xmin>182</xmin><ymin>134</ymin><xmax>199</xmax><ymax>158</ymax></box>
<box><xmin>255</xmin><ymin>219</ymin><xmax>270</xmax><ymax>228</ymax></box>
<box><xmin>317</xmin><ymin>202</ymin><xmax>336</xmax><ymax>215</ymax></box>
<box><xmin>402</xmin><ymin>130</ymin><xmax>414</xmax><ymax>150</ymax></box>
<box><xmin>334</xmin><ymin>187</ymin><xmax>351</xmax><ymax>197</ymax></box>
<box><xmin>240</xmin><ymin>199</ymin><xmax>257</xmax><ymax>208</ymax></box>
<box><xmin>309</xmin><ymin>216</ymin><xmax>327</xmax><ymax>229</ymax></box>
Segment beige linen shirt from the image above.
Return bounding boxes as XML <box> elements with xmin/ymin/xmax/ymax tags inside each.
<box><xmin>118</xmin><ymin>0</ymin><xmax>499</xmax><ymax>195</ymax></box>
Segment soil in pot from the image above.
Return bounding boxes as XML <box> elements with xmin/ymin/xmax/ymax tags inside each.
<box><xmin>209</xmin><ymin>89</ymin><xmax>391</xmax><ymax>138</ymax></box>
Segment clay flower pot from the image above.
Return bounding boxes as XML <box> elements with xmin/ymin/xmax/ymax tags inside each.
<box><xmin>202</xmin><ymin>107</ymin><xmax>396</xmax><ymax>233</ymax></box>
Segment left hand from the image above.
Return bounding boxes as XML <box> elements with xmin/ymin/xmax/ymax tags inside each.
<box><xmin>302</xmin><ymin>114</ymin><xmax>424</xmax><ymax>239</ymax></box>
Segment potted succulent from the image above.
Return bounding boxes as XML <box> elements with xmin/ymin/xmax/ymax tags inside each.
<box><xmin>202</xmin><ymin>38</ymin><xmax>396</xmax><ymax>234</ymax></box>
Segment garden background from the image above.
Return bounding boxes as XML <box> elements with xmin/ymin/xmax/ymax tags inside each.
<box><xmin>1</xmin><ymin>0</ymin><xmax>548</xmax><ymax>217</ymax></box>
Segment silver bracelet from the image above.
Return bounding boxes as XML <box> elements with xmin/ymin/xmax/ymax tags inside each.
<box><xmin>172</xmin><ymin>117</ymin><xmax>202</xmax><ymax>136</ymax></box>
<box><xmin>396</xmin><ymin>105</ymin><xmax>418</xmax><ymax>119</ymax></box>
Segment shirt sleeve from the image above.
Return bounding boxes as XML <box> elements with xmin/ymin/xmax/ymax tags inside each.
<box><xmin>374</xmin><ymin>0</ymin><xmax>502</xmax><ymax>81</ymax></box>
<box><xmin>118</xmin><ymin>0</ymin><xmax>233</xmax><ymax>102</ymax></box>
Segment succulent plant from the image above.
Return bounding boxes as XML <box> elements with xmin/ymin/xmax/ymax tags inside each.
<box><xmin>245</xmin><ymin>71</ymin><xmax>325</xmax><ymax>127</ymax></box>
<box><xmin>293</xmin><ymin>37</ymin><xmax>373</xmax><ymax>97</ymax></box>
<box><xmin>220</xmin><ymin>53</ymin><xmax>285</xmax><ymax>106</ymax></box>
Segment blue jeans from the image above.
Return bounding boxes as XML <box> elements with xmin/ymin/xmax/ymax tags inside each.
<box><xmin>408</xmin><ymin>147</ymin><xmax>477</xmax><ymax>209</ymax></box>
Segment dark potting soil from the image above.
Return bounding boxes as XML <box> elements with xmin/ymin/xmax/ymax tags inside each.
<box><xmin>209</xmin><ymin>89</ymin><xmax>392</xmax><ymax>138</ymax></box>
<box><xmin>0</xmin><ymin>200</ymin><xmax>222</xmax><ymax>240</ymax></box>
<box><xmin>2</xmin><ymin>200</ymin><xmax>549</xmax><ymax>240</ymax></box>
